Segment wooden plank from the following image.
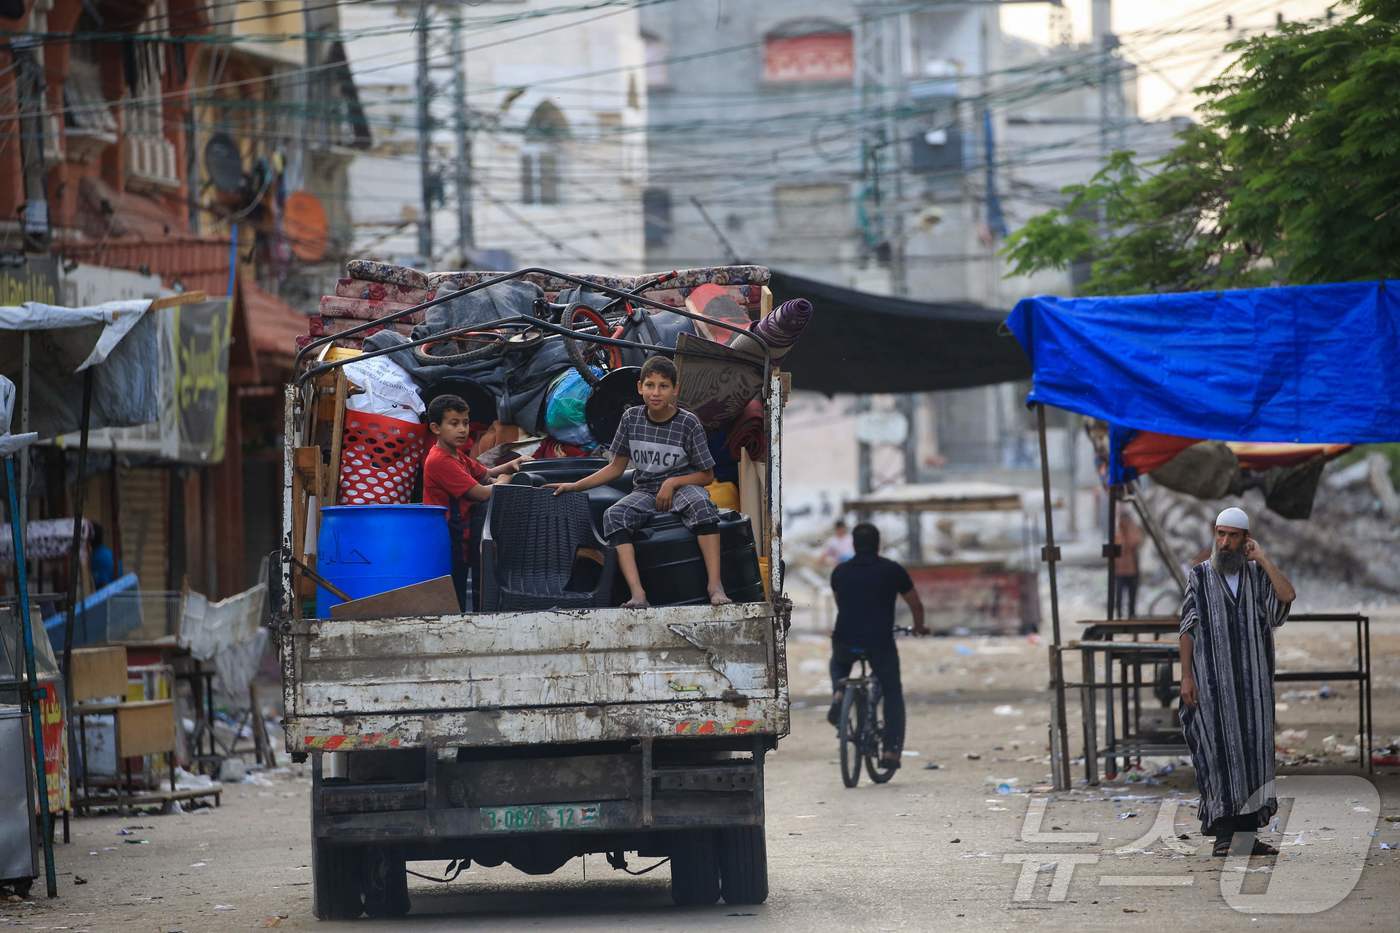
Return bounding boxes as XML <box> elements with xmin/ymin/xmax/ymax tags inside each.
<box><xmin>330</xmin><ymin>575</ymin><xmax>460</xmax><ymax>620</ymax></box>
<box><xmin>70</xmin><ymin>646</ymin><xmax>129</xmax><ymax>701</ymax></box>
<box><xmin>115</xmin><ymin>699</ymin><xmax>177</xmax><ymax>758</ymax></box>
<box><xmin>148</xmin><ymin>291</ymin><xmax>208</xmax><ymax>311</ymax></box>
<box><xmin>325</xmin><ymin>372</ymin><xmax>347</xmax><ymax>502</ymax></box>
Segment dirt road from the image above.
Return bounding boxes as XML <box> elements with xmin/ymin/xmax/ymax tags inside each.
<box><xmin>4</xmin><ymin>627</ymin><xmax>1398</xmax><ymax>932</ymax></box>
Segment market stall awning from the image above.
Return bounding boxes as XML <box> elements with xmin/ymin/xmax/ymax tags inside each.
<box><xmin>0</xmin><ymin>299</ymin><xmax>160</xmax><ymax>438</ymax></box>
<box><xmin>1005</xmin><ymin>280</ymin><xmax>1400</xmax><ymax>444</ymax></box>
<box><xmin>770</xmin><ymin>270</ymin><xmax>1030</xmax><ymax>395</ymax></box>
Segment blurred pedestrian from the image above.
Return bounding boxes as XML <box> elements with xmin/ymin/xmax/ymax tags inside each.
<box><xmin>820</xmin><ymin>519</ymin><xmax>855</xmax><ymax>566</ymax></box>
<box><xmin>1114</xmin><ymin>511</ymin><xmax>1144</xmax><ymax>617</ymax></box>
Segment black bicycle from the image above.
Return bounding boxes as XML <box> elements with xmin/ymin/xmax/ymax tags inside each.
<box><xmin>836</xmin><ymin>627</ymin><xmax>913</xmax><ymax>788</ymax></box>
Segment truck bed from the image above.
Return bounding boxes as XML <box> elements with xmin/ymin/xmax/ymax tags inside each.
<box><xmin>281</xmin><ymin>602</ymin><xmax>790</xmax><ymax>751</ymax></box>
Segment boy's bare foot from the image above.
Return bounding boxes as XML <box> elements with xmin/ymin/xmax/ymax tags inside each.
<box><xmin>708</xmin><ymin>587</ymin><xmax>732</xmax><ymax>606</ymax></box>
<box><xmin>622</xmin><ymin>595</ymin><xmax>650</xmax><ymax>609</ymax></box>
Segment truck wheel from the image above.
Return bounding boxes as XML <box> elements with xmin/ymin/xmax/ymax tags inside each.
<box><xmin>669</xmin><ymin>831</ymin><xmax>721</xmax><ymax>906</ymax></box>
<box><xmin>363</xmin><ymin>845</ymin><xmax>411</xmax><ymax>918</ymax></box>
<box><xmin>718</xmin><ymin>825</ymin><xmax>768</xmax><ymax>905</ymax></box>
<box><xmin>312</xmin><ymin>839</ymin><xmax>364</xmax><ymax>920</ymax></box>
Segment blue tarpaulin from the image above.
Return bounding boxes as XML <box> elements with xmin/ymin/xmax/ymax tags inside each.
<box><xmin>1005</xmin><ymin>280</ymin><xmax>1400</xmax><ymax>444</ymax></box>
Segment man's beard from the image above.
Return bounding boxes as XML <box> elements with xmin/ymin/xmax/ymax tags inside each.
<box><xmin>1212</xmin><ymin>543</ymin><xmax>1245</xmax><ymax>575</ymax></box>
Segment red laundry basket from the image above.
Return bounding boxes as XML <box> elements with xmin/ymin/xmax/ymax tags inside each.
<box><xmin>337</xmin><ymin>410</ymin><xmax>430</xmax><ymax>505</ymax></box>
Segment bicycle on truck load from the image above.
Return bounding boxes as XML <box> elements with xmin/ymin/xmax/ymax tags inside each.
<box><xmin>836</xmin><ymin>626</ymin><xmax>914</xmax><ymax>788</ymax></box>
<box><xmin>278</xmin><ymin>265</ymin><xmax>805</xmax><ymax>920</ymax></box>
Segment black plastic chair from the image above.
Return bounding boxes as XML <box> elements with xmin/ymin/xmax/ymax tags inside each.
<box><xmin>479</xmin><ymin>484</ymin><xmax>617</xmax><ymax>612</ymax></box>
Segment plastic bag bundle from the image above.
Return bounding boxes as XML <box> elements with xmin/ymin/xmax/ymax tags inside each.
<box><xmin>542</xmin><ymin>367</ymin><xmax>602</xmax><ymax>448</ymax></box>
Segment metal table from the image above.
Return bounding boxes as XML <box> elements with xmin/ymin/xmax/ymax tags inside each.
<box><xmin>1070</xmin><ymin>613</ymin><xmax>1372</xmax><ymax>785</ymax></box>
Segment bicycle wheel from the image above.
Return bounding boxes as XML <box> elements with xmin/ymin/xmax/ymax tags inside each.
<box><xmin>838</xmin><ymin>685</ymin><xmax>864</xmax><ymax>788</ymax></box>
<box><xmin>560</xmin><ymin>301</ymin><xmax>624</xmax><ymax>386</ymax></box>
<box><xmin>864</xmin><ymin>681</ymin><xmax>898</xmax><ymax>784</ymax></box>
<box><xmin>412</xmin><ymin>331</ymin><xmax>510</xmax><ymax>366</ymax></box>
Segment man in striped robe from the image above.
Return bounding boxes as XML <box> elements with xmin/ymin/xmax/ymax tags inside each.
<box><xmin>1179</xmin><ymin>506</ymin><xmax>1295</xmax><ymax>857</ymax></box>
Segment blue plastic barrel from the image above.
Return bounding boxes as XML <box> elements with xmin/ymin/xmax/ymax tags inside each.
<box><xmin>314</xmin><ymin>504</ymin><xmax>453</xmax><ymax>617</ymax></box>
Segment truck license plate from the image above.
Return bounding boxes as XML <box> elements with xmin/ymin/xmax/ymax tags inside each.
<box><xmin>480</xmin><ymin>803</ymin><xmax>601</xmax><ymax>833</ymax></box>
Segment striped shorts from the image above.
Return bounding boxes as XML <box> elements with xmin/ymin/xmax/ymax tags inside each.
<box><xmin>603</xmin><ymin>484</ymin><xmax>720</xmax><ymax>544</ymax></box>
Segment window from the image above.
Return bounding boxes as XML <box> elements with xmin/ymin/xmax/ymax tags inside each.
<box><xmin>642</xmin><ymin>187</ymin><xmax>672</xmax><ymax>247</ymax></box>
<box><xmin>521</xmin><ymin>102</ymin><xmax>567</xmax><ymax>205</ymax></box>
<box><xmin>123</xmin><ymin>0</ymin><xmax>179</xmax><ymax>190</ymax></box>
<box><xmin>641</xmin><ymin>31</ymin><xmax>669</xmax><ymax>89</ymax></box>
<box><xmin>763</xmin><ymin>22</ymin><xmax>853</xmax><ymax>84</ymax></box>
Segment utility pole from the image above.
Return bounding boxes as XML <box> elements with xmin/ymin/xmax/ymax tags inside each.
<box><xmin>449</xmin><ymin>10</ymin><xmax>473</xmax><ymax>261</ymax></box>
<box><xmin>855</xmin><ymin>3</ymin><xmax>921</xmax><ymax>561</ymax></box>
<box><xmin>1093</xmin><ymin>0</ymin><xmax>1126</xmax><ymax>163</ymax></box>
<box><xmin>12</xmin><ymin>36</ymin><xmax>49</xmax><ymax>249</ymax></box>
<box><xmin>415</xmin><ymin>0</ymin><xmax>434</xmax><ymax>262</ymax></box>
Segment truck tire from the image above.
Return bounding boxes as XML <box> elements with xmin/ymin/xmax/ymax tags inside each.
<box><xmin>312</xmin><ymin>839</ymin><xmax>364</xmax><ymax>920</ymax></box>
<box><xmin>363</xmin><ymin>845</ymin><xmax>411</xmax><ymax>918</ymax></box>
<box><xmin>669</xmin><ymin>831</ymin><xmax>721</xmax><ymax>906</ymax></box>
<box><xmin>718</xmin><ymin>825</ymin><xmax>768</xmax><ymax>905</ymax></box>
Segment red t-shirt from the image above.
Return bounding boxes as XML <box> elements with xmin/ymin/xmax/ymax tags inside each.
<box><xmin>422</xmin><ymin>444</ymin><xmax>489</xmax><ymax>542</ymax></box>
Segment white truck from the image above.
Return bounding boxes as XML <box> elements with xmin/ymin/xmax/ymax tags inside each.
<box><xmin>276</xmin><ymin>267</ymin><xmax>791</xmax><ymax>920</ymax></box>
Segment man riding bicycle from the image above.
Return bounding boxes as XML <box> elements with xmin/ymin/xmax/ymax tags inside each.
<box><xmin>827</xmin><ymin>523</ymin><xmax>928</xmax><ymax>769</ymax></box>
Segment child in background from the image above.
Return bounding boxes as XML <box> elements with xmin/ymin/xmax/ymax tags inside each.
<box><xmin>548</xmin><ymin>355</ymin><xmax>730</xmax><ymax>608</ymax></box>
<box><xmin>421</xmin><ymin>394</ymin><xmax>523</xmax><ymax>609</ymax></box>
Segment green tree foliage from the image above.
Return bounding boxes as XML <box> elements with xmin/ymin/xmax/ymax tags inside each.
<box><xmin>1004</xmin><ymin>0</ymin><xmax>1400</xmax><ymax>294</ymax></box>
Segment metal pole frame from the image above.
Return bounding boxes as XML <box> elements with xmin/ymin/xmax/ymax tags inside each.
<box><xmin>60</xmin><ymin>369</ymin><xmax>94</xmax><ymax>691</ymax></box>
<box><xmin>5</xmin><ymin>454</ymin><xmax>58</xmax><ymax>896</ymax></box>
<box><xmin>1037</xmin><ymin>404</ymin><xmax>1072</xmax><ymax>789</ymax></box>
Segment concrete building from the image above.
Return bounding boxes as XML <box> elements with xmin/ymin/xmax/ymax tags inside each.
<box><xmin>342</xmin><ymin>0</ymin><xmax>648</xmax><ymax>276</ymax></box>
<box><xmin>638</xmin><ymin>1</ymin><xmax>1179</xmax><ymax>524</ymax></box>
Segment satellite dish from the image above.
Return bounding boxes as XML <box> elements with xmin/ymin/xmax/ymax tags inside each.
<box><xmin>204</xmin><ymin>133</ymin><xmax>244</xmax><ymax>195</ymax></box>
<box><xmin>284</xmin><ymin>191</ymin><xmax>329</xmax><ymax>262</ymax></box>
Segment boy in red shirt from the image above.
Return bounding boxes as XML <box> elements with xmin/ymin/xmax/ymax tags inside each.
<box><xmin>421</xmin><ymin>394</ymin><xmax>522</xmax><ymax>609</ymax></box>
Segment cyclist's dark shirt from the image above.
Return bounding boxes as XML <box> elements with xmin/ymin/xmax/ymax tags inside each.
<box><xmin>831</xmin><ymin>552</ymin><xmax>915</xmax><ymax>648</ymax></box>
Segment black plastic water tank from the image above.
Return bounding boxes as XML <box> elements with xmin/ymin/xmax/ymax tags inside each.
<box><xmin>624</xmin><ymin>509</ymin><xmax>765</xmax><ymax>606</ymax></box>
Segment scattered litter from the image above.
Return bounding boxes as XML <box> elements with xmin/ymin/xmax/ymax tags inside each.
<box><xmin>73</xmin><ymin>876</ymin><xmax>86</xmax><ymax>885</ymax></box>
<box><xmin>950</xmin><ymin>838</ymin><xmax>961</xmax><ymax>844</ymax></box>
<box><xmin>1380</xmin><ymin>843</ymin><xmax>1395</xmax><ymax>851</ymax></box>
<box><xmin>190</xmin><ymin>861</ymin><xmax>208</xmax><ymax>868</ymax></box>
<box><xmin>995</xmin><ymin>783</ymin><xmax>1015</xmax><ymax>795</ymax></box>
<box><xmin>965</xmin><ymin>753</ymin><xmax>981</xmax><ymax>761</ymax></box>
<box><xmin>214</xmin><ymin>905</ymin><xmax>236</xmax><ymax>911</ymax></box>
<box><xmin>1386</xmin><ymin>816</ymin><xmax>1400</xmax><ymax>824</ymax></box>
<box><xmin>993</xmin><ymin>705</ymin><xmax>1023</xmax><ymax>717</ymax></box>
<box><xmin>988</xmin><ymin>806</ymin><xmax>1009</xmax><ymax>812</ymax></box>
<box><xmin>1117</xmin><ymin>812</ymin><xmax>1138</xmax><ymax>820</ymax></box>
<box><xmin>116</xmin><ymin>829</ymin><xmax>136</xmax><ymax>836</ymax></box>
<box><xmin>954</xmin><ymin>645</ymin><xmax>976</xmax><ymax>656</ymax></box>
<box><xmin>902</xmin><ymin>750</ymin><xmax>921</xmax><ymax>758</ymax></box>
<box><xmin>1353</xmin><ymin>806</ymin><xmax>1372</xmax><ymax>813</ymax></box>
<box><xmin>794</xmin><ymin>814</ymin><xmax>818</xmax><ymax>819</ymax></box>
<box><xmin>1123</xmin><ymin>907</ymin><xmax>1145</xmax><ymax>913</ymax></box>
<box><xmin>1225</xmin><ymin>865</ymin><xmax>1273</xmax><ymax>874</ymax></box>
<box><xmin>218</xmin><ymin>758</ymin><xmax>247</xmax><ymax>783</ymax></box>
<box><xmin>1318</xmin><ymin>685</ymin><xmax>1335</xmax><ymax>699</ymax></box>
<box><xmin>123</xmin><ymin>839</ymin><xmax>148</xmax><ymax>845</ymax></box>
<box><xmin>923</xmin><ymin>763</ymin><xmax>941</xmax><ymax>771</ymax></box>
<box><xmin>960</xmin><ymin>851</ymin><xmax>996</xmax><ymax>859</ymax></box>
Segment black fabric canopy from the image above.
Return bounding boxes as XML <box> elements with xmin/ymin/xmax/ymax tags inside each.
<box><xmin>769</xmin><ymin>270</ymin><xmax>1030</xmax><ymax>395</ymax></box>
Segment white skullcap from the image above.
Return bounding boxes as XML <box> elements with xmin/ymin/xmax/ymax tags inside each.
<box><xmin>1215</xmin><ymin>507</ymin><xmax>1249</xmax><ymax>532</ymax></box>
